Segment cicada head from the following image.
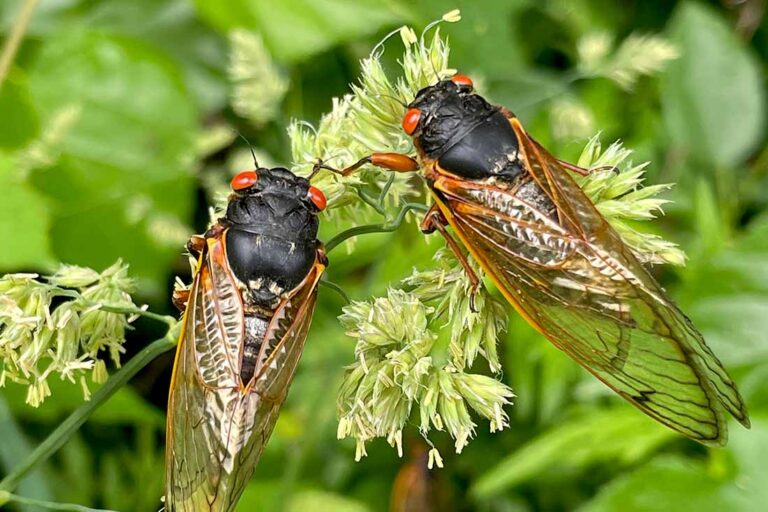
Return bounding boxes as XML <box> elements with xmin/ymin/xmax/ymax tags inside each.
<box><xmin>223</xmin><ymin>167</ymin><xmax>327</xmax><ymax>305</ymax></box>
<box><xmin>403</xmin><ymin>75</ymin><xmax>496</xmax><ymax>159</ymax></box>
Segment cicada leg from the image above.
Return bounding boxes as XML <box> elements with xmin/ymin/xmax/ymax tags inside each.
<box><xmin>313</xmin><ymin>153</ymin><xmax>419</xmax><ymax>177</ymax></box>
<box><xmin>186</xmin><ymin>235</ymin><xmax>205</xmax><ymax>256</ymax></box>
<box><xmin>172</xmin><ymin>289</ymin><xmax>190</xmax><ymax>312</ymax></box>
<box><xmin>550</xmin><ymin>156</ymin><xmax>618</xmax><ymax>177</ymax></box>
<box><xmin>420</xmin><ymin>205</ymin><xmax>482</xmax><ymax>313</ymax></box>
<box><xmin>173</xmin><ymin>235</ymin><xmax>207</xmax><ymax>311</ymax></box>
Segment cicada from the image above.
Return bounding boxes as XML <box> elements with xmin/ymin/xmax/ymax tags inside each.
<box><xmin>329</xmin><ymin>75</ymin><xmax>750</xmax><ymax>445</ymax></box>
<box><xmin>165</xmin><ymin>166</ymin><xmax>328</xmax><ymax>511</ymax></box>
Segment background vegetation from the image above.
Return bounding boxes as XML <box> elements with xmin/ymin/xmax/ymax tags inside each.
<box><xmin>0</xmin><ymin>0</ymin><xmax>766</xmax><ymax>511</ymax></box>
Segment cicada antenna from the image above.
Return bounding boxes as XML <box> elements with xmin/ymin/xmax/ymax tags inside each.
<box><xmin>307</xmin><ymin>151</ymin><xmax>347</xmax><ymax>181</ymax></box>
<box><xmin>235</xmin><ymin>131</ymin><xmax>259</xmax><ymax>168</ymax></box>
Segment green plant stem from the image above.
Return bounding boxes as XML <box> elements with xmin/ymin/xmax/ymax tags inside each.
<box><xmin>0</xmin><ymin>491</ymin><xmax>115</xmax><ymax>512</ymax></box>
<box><xmin>97</xmin><ymin>303</ymin><xmax>176</xmax><ymax>325</ymax></box>
<box><xmin>354</xmin><ymin>187</ymin><xmax>387</xmax><ymax>215</ymax></box>
<box><xmin>378</xmin><ymin>173</ymin><xmax>396</xmax><ymax>204</ymax></box>
<box><xmin>0</xmin><ymin>322</ymin><xmax>181</xmax><ymax>493</ymax></box>
<box><xmin>0</xmin><ymin>0</ymin><xmax>39</xmax><ymax>93</ymax></box>
<box><xmin>326</xmin><ymin>202</ymin><xmax>429</xmax><ymax>252</ymax></box>
<box><xmin>318</xmin><ymin>279</ymin><xmax>350</xmax><ymax>304</ymax></box>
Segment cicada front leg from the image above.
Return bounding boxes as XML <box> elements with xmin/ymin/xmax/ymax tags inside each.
<box><xmin>420</xmin><ymin>205</ymin><xmax>482</xmax><ymax>312</ymax></box>
<box><xmin>172</xmin><ymin>235</ymin><xmax>206</xmax><ymax>311</ymax></box>
<box><xmin>313</xmin><ymin>153</ymin><xmax>419</xmax><ymax>177</ymax></box>
<box><xmin>186</xmin><ymin>234</ymin><xmax>205</xmax><ymax>256</ymax></box>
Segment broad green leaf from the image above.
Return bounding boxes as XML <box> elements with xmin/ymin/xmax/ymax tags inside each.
<box><xmin>726</xmin><ymin>417</ymin><xmax>768</xmax><ymax>506</ymax></box>
<box><xmin>26</xmin><ymin>30</ymin><xmax>197</xmax><ymax>294</ymax></box>
<box><xmin>52</xmin><ymin>434</ymin><xmax>95</xmax><ymax>507</ymax></box>
<box><xmin>680</xmin><ymin>215</ymin><xmax>768</xmax><ymax>366</ymax></box>
<box><xmin>0</xmin><ymin>397</ymin><xmax>54</xmax><ymax>511</ymax></box>
<box><xmin>81</xmin><ymin>0</ymin><xmax>230</xmax><ymax>113</ymax></box>
<box><xmin>472</xmin><ymin>408</ymin><xmax>674</xmax><ymax>498</ymax></box>
<box><xmin>578</xmin><ymin>455</ymin><xmax>752</xmax><ymax>512</ymax></box>
<box><xmin>193</xmin><ymin>0</ymin><xmax>404</xmax><ymax>62</ymax></box>
<box><xmin>3</xmin><ymin>376</ymin><xmax>165</xmax><ymax>427</ymax></box>
<box><xmin>661</xmin><ymin>3</ymin><xmax>765</xmax><ymax>168</ymax></box>
<box><xmin>101</xmin><ymin>427</ymin><xmax>165</xmax><ymax>512</ymax></box>
<box><xmin>414</xmin><ymin>0</ymin><xmax>528</xmax><ymax>76</ymax></box>
<box><xmin>692</xmin><ymin>178</ymin><xmax>729</xmax><ymax>257</ymax></box>
<box><xmin>689</xmin><ymin>295</ymin><xmax>768</xmax><ymax>366</ymax></box>
<box><xmin>504</xmin><ymin>319</ymin><xmax>583</xmax><ymax>423</ymax></box>
<box><xmin>0</xmin><ymin>75</ymin><xmax>39</xmax><ymax>149</ymax></box>
<box><xmin>0</xmin><ymin>153</ymin><xmax>55</xmax><ymax>270</ymax></box>
<box><xmin>286</xmin><ymin>489</ymin><xmax>372</xmax><ymax>512</ymax></box>
<box><xmin>236</xmin><ymin>480</ymin><xmax>281</xmax><ymax>511</ymax></box>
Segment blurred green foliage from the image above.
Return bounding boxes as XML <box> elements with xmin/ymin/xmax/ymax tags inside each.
<box><xmin>0</xmin><ymin>0</ymin><xmax>766</xmax><ymax>511</ymax></box>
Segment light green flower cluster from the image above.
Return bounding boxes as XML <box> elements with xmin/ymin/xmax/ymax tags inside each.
<box><xmin>0</xmin><ymin>261</ymin><xmax>138</xmax><ymax>406</ymax></box>
<box><xmin>577</xmin><ymin>32</ymin><xmax>680</xmax><ymax>90</ymax></box>
<box><xmin>288</xmin><ymin>12</ymin><xmax>459</xmax><ymax>217</ymax></box>
<box><xmin>337</xmin><ymin>285</ymin><xmax>513</xmax><ymax>464</ymax></box>
<box><xmin>229</xmin><ymin>29</ymin><xmax>289</xmax><ymax>126</ymax></box>
<box><xmin>551</xmin><ymin>32</ymin><xmax>679</xmax><ymax>141</ymax></box>
<box><xmin>574</xmin><ymin>135</ymin><xmax>686</xmax><ymax>265</ymax></box>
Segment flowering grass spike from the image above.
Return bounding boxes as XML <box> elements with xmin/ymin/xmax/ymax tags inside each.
<box><xmin>0</xmin><ymin>261</ymin><xmax>140</xmax><ymax>406</ymax></box>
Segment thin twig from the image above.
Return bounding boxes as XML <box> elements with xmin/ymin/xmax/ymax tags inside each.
<box><xmin>0</xmin><ymin>322</ymin><xmax>181</xmax><ymax>493</ymax></box>
<box><xmin>0</xmin><ymin>0</ymin><xmax>40</xmax><ymax>93</ymax></box>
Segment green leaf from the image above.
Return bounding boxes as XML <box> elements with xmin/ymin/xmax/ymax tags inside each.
<box><xmin>661</xmin><ymin>3</ymin><xmax>765</xmax><ymax>168</ymax></box>
<box><xmin>0</xmin><ymin>153</ymin><xmax>55</xmax><ymax>270</ymax></box>
<box><xmin>80</xmin><ymin>0</ymin><xmax>230</xmax><ymax>113</ymax></box>
<box><xmin>579</xmin><ymin>420</ymin><xmax>766</xmax><ymax>512</ymax></box>
<box><xmin>0</xmin><ymin>397</ymin><xmax>54</xmax><ymax>511</ymax></box>
<box><xmin>472</xmin><ymin>408</ymin><xmax>674</xmax><ymax>498</ymax></box>
<box><xmin>236</xmin><ymin>480</ymin><xmax>281</xmax><ymax>511</ymax></box>
<box><xmin>286</xmin><ymin>489</ymin><xmax>372</xmax><ymax>512</ymax></box>
<box><xmin>680</xmin><ymin>215</ymin><xmax>768</xmax><ymax>366</ymax></box>
<box><xmin>3</xmin><ymin>377</ymin><xmax>165</xmax><ymax>427</ymax></box>
<box><xmin>726</xmin><ymin>417</ymin><xmax>768</xmax><ymax>506</ymax></box>
<box><xmin>0</xmin><ymin>74</ymin><xmax>39</xmax><ymax>149</ymax></box>
<box><xmin>193</xmin><ymin>0</ymin><xmax>404</xmax><ymax>62</ymax></box>
<box><xmin>26</xmin><ymin>29</ymin><xmax>197</xmax><ymax>293</ymax></box>
<box><xmin>578</xmin><ymin>455</ymin><xmax>752</xmax><ymax>512</ymax></box>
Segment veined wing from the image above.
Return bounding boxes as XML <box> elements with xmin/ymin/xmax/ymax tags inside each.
<box><xmin>165</xmin><ymin>234</ymin><xmax>324</xmax><ymax>511</ymax></box>
<box><xmin>429</xmin><ymin>120</ymin><xmax>749</xmax><ymax>445</ymax></box>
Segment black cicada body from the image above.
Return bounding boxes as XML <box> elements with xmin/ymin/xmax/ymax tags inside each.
<box><xmin>165</xmin><ymin>167</ymin><xmax>327</xmax><ymax>511</ymax></box>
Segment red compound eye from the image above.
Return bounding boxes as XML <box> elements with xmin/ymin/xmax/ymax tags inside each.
<box><xmin>308</xmin><ymin>186</ymin><xmax>327</xmax><ymax>211</ymax></box>
<box><xmin>402</xmin><ymin>108</ymin><xmax>421</xmax><ymax>135</ymax></box>
<box><xmin>231</xmin><ymin>171</ymin><xmax>258</xmax><ymax>191</ymax></box>
<box><xmin>451</xmin><ymin>74</ymin><xmax>473</xmax><ymax>88</ymax></box>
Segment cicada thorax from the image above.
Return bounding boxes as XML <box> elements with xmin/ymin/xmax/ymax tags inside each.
<box><xmin>221</xmin><ymin>167</ymin><xmax>322</xmax><ymax>384</ymax></box>
<box><xmin>410</xmin><ymin>80</ymin><xmax>557</xmax><ymax>221</ymax></box>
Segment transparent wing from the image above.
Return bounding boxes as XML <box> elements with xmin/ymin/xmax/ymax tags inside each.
<box><xmin>165</xmin><ymin>234</ymin><xmax>323</xmax><ymax>511</ymax></box>
<box><xmin>430</xmin><ymin>118</ymin><xmax>749</xmax><ymax>445</ymax></box>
